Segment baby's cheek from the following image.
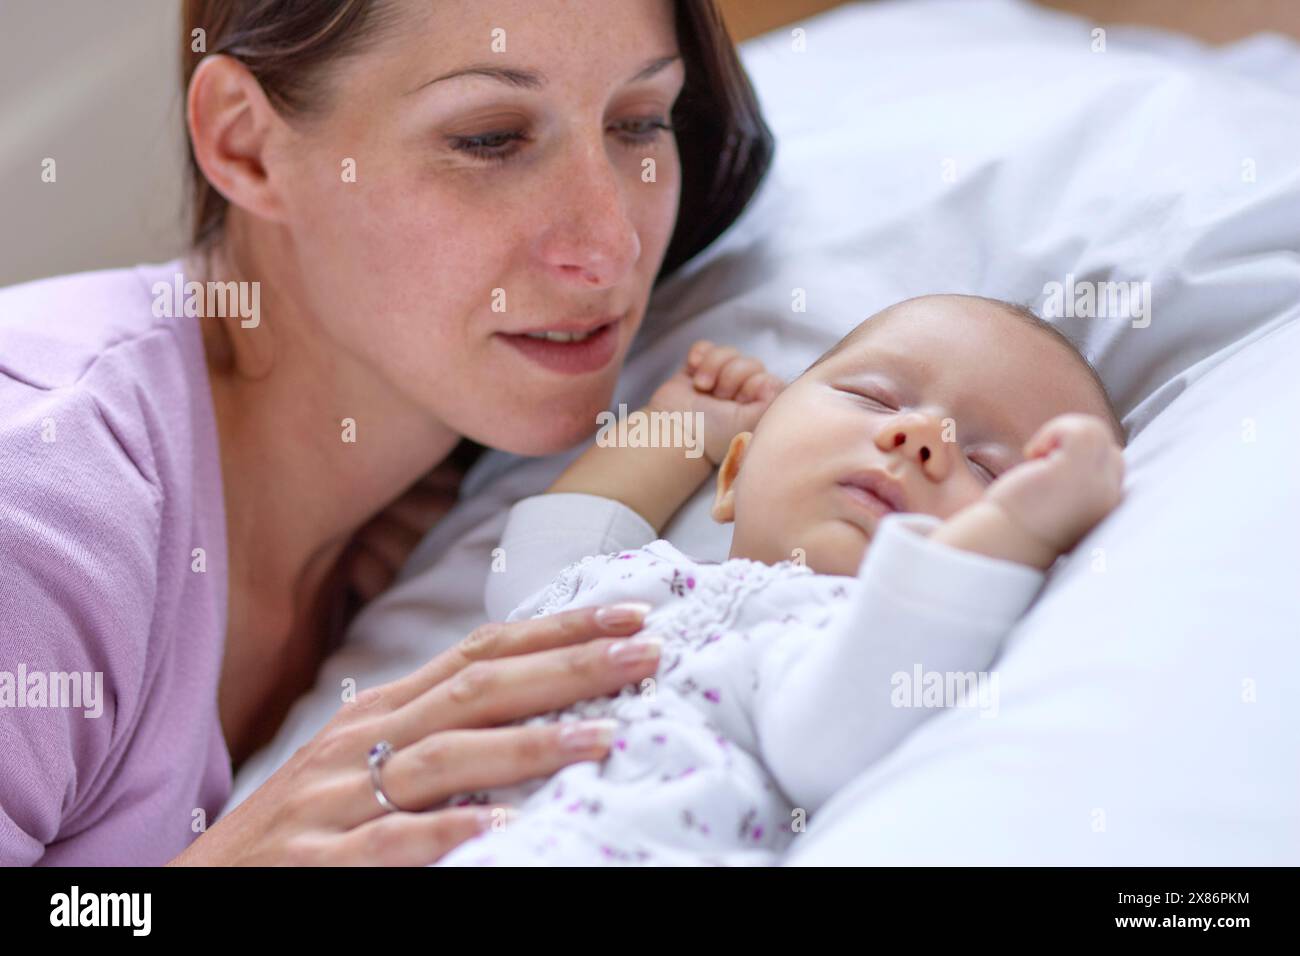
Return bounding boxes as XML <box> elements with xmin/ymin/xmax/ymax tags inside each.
<box><xmin>941</xmin><ymin>478</ymin><xmax>988</xmax><ymax>518</ymax></box>
<box><xmin>794</xmin><ymin>523</ymin><xmax>867</xmax><ymax>577</ymax></box>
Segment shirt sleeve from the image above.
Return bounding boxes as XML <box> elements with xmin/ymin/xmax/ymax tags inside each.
<box><xmin>484</xmin><ymin>493</ymin><xmax>656</xmax><ymax>622</ymax></box>
<box><xmin>753</xmin><ymin>512</ymin><xmax>1045</xmax><ymax>816</ymax></box>
<box><xmin>0</xmin><ymin>382</ymin><xmax>160</xmax><ymax>865</ymax></box>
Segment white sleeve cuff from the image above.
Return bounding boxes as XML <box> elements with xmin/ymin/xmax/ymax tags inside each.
<box><xmin>501</xmin><ymin>493</ymin><xmax>656</xmax><ymax>552</ymax></box>
<box><xmin>860</xmin><ymin>512</ymin><xmax>1046</xmax><ymax>628</ymax></box>
<box><xmin>483</xmin><ymin>494</ymin><xmax>656</xmax><ymax>621</ymax></box>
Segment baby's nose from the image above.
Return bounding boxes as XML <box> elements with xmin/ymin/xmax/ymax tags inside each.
<box><xmin>875</xmin><ymin>413</ymin><xmax>950</xmax><ymax>479</ymax></box>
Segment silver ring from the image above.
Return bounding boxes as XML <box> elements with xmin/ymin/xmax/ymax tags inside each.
<box><xmin>367</xmin><ymin>740</ymin><xmax>407</xmax><ymax>813</ymax></box>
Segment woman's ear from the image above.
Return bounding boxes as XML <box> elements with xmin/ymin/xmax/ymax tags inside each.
<box><xmin>187</xmin><ymin>54</ymin><xmax>291</xmax><ymax>226</ymax></box>
<box><xmin>711</xmin><ymin>432</ymin><xmax>752</xmax><ymax>524</ymax></box>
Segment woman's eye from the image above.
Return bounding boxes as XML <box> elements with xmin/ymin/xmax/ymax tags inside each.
<box><xmin>448</xmin><ymin>130</ymin><xmax>529</xmax><ymax>164</ymax></box>
<box><xmin>614</xmin><ymin>117</ymin><xmax>675</xmax><ymax>144</ymax></box>
<box><xmin>448</xmin><ymin>117</ymin><xmax>674</xmax><ymax>166</ymax></box>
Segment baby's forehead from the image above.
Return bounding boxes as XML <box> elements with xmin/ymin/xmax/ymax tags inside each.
<box><xmin>808</xmin><ymin>296</ymin><xmax>1117</xmax><ymax>436</ymax></box>
<box><xmin>827</xmin><ymin>296</ymin><xmax>1068</xmax><ymax>370</ymax></box>
<box><xmin>866</xmin><ymin>294</ymin><xmax>1048</xmax><ymax>343</ymax></box>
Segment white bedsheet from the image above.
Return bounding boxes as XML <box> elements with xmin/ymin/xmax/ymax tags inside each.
<box><xmin>224</xmin><ymin>0</ymin><xmax>1300</xmax><ymax>863</ymax></box>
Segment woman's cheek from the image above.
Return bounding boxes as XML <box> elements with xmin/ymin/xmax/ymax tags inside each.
<box><xmin>645</xmin><ymin>156</ymin><xmax>683</xmax><ymax>254</ymax></box>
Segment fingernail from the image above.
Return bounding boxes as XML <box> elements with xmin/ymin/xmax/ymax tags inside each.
<box><xmin>477</xmin><ymin>806</ymin><xmax>518</xmax><ymax>831</ymax></box>
<box><xmin>607</xmin><ymin>635</ymin><xmax>662</xmax><ymax>666</ymax></box>
<box><xmin>559</xmin><ymin>719</ymin><xmax>619</xmax><ymax>752</ymax></box>
<box><xmin>594</xmin><ymin>601</ymin><xmax>652</xmax><ymax>630</ymax></box>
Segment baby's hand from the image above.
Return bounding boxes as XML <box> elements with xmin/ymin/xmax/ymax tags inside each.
<box><xmin>984</xmin><ymin>413</ymin><xmax>1125</xmax><ymax>560</ymax></box>
<box><xmin>648</xmin><ymin>340</ymin><xmax>784</xmax><ymax>465</ymax></box>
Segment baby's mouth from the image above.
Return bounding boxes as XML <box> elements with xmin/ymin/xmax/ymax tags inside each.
<box><xmin>838</xmin><ymin>483</ymin><xmax>896</xmax><ymax>520</ymax></box>
<box><xmin>838</xmin><ymin>470</ymin><xmax>907</xmax><ymax>514</ymax></box>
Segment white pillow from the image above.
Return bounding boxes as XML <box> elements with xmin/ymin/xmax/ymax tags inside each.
<box><xmin>227</xmin><ymin>0</ymin><xmax>1300</xmax><ymax>861</ymax></box>
<box><xmin>787</xmin><ymin>309</ymin><xmax>1300</xmax><ymax>865</ymax></box>
<box><xmin>651</xmin><ymin>0</ymin><xmax>1300</xmax><ymax>432</ymax></box>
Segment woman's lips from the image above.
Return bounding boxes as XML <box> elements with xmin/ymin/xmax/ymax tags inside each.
<box><xmin>495</xmin><ymin>318</ymin><xmax>621</xmax><ymax>375</ymax></box>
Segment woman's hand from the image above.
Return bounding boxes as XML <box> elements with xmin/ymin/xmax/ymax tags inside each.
<box><xmin>169</xmin><ymin>602</ymin><xmax>660</xmax><ymax>866</ymax></box>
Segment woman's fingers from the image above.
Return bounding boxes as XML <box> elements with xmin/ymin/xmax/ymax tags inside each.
<box><xmin>387</xmin><ymin>723</ymin><xmax>617</xmax><ymax>812</ymax></box>
<box><xmin>329</xmin><ymin>806</ymin><xmax>510</xmax><ymax>866</ymax></box>
<box><xmin>319</xmin><ymin>605</ymin><xmax>659</xmax><ymax>841</ymax></box>
<box><xmin>384</xmin><ymin>634</ymin><xmax>660</xmax><ymax>747</ymax></box>
<box><xmin>341</xmin><ymin>722</ymin><xmax>618</xmax><ymax>829</ymax></box>
<box><xmin>378</xmin><ymin>603</ymin><xmax>652</xmax><ymax>710</ymax></box>
<box><xmin>208</xmin><ymin>606</ymin><xmax>656</xmax><ymax>865</ymax></box>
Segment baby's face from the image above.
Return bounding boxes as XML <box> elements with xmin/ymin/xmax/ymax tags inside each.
<box><xmin>714</xmin><ymin>295</ymin><xmax>1117</xmax><ymax>576</ymax></box>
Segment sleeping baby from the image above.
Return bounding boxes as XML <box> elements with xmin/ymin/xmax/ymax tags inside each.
<box><xmin>436</xmin><ymin>293</ymin><xmax>1126</xmax><ymax>866</ymax></box>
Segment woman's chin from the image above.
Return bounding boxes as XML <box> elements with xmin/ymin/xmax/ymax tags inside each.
<box><xmin>467</xmin><ymin>401</ymin><xmax>612</xmax><ymax>458</ymax></box>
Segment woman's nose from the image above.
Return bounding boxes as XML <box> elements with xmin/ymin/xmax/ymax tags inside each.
<box><xmin>535</xmin><ymin>141</ymin><xmax>642</xmax><ymax>288</ymax></box>
<box><xmin>874</xmin><ymin>411</ymin><xmax>952</xmax><ymax>480</ymax></box>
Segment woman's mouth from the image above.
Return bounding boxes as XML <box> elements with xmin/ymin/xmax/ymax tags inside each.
<box><xmin>495</xmin><ymin>316</ymin><xmax>622</xmax><ymax>375</ymax></box>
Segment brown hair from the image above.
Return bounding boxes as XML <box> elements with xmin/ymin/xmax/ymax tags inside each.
<box><xmin>180</xmin><ymin>0</ymin><xmax>774</xmax><ymax>283</ymax></box>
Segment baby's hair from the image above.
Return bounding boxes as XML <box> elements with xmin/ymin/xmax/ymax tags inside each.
<box><xmin>804</xmin><ymin>295</ymin><xmax>1127</xmax><ymax>447</ymax></box>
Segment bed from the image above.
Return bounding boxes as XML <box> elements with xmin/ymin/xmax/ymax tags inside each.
<box><xmin>224</xmin><ymin>0</ymin><xmax>1300</xmax><ymax>864</ymax></box>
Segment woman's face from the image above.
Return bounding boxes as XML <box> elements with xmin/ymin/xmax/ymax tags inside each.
<box><xmin>269</xmin><ymin>0</ymin><xmax>684</xmax><ymax>454</ymax></box>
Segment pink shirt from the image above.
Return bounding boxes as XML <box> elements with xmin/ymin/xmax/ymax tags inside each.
<box><xmin>0</xmin><ymin>259</ymin><xmax>231</xmax><ymax>865</ymax></box>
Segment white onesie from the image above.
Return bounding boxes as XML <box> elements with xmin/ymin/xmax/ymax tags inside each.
<box><xmin>435</xmin><ymin>493</ymin><xmax>1044</xmax><ymax>866</ymax></box>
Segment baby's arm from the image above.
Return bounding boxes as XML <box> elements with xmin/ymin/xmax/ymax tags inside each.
<box><xmin>484</xmin><ymin>492</ymin><xmax>662</xmax><ymax>622</ymax></box>
<box><xmin>485</xmin><ymin>343</ymin><xmax>781</xmax><ymax>620</ymax></box>
<box><xmin>755</xmin><ymin>415</ymin><xmax>1124</xmax><ymax>815</ymax></box>
<box><xmin>754</xmin><ymin>514</ymin><xmax>1044</xmax><ymax>816</ymax></box>
<box><xmin>930</xmin><ymin>415</ymin><xmax>1126</xmax><ymax>570</ymax></box>
<box><xmin>547</xmin><ymin>342</ymin><xmax>783</xmax><ymax>532</ymax></box>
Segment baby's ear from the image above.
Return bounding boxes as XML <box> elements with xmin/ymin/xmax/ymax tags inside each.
<box><xmin>710</xmin><ymin>432</ymin><xmax>752</xmax><ymax>524</ymax></box>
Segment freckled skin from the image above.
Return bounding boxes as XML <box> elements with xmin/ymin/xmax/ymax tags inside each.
<box><xmin>725</xmin><ymin>296</ymin><xmax>1118</xmax><ymax>576</ymax></box>
<box><xmin>258</xmin><ymin>0</ymin><xmax>684</xmax><ymax>454</ymax></box>
<box><xmin>189</xmin><ymin>0</ymin><xmax>686</xmax><ymax>769</ymax></box>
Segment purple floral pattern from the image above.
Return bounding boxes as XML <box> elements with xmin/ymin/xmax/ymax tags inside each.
<box><xmin>437</xmin><ymin>539</ymin><xmax>852</xmax><ymax>867</ymax></box>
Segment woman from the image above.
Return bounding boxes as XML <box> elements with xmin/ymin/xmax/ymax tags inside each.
<box><xmin>0</xmin><ymin>0</ymin><xmax>772</xmax><ymax>865</ymax></box>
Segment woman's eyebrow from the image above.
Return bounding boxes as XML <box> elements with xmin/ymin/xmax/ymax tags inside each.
<box><xmin>405</xmin><ymin>53</ymin><xmax>681</xmax><ymax>96</ymax></box>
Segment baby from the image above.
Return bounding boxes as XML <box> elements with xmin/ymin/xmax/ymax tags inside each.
<box><xmin>437</xmin><ymin>293</ymin><xmax>1125</xmax><ymax>866</ymax></box>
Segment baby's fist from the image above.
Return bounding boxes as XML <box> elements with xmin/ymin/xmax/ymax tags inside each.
<box><xmin>648</xmin><ymin>340</ymin><xmax>783</xmax><ymax>465</ymax></box>
<box><xmin>985</xmin><ymin>413</ymin><xmax>1124</xmax><ymax>558</ymax></box>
